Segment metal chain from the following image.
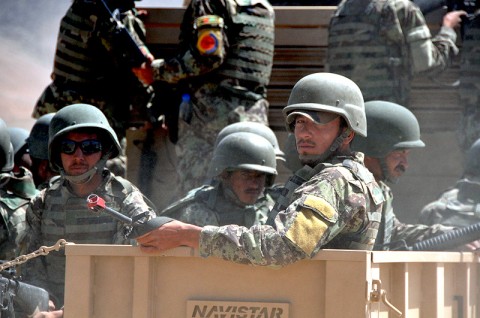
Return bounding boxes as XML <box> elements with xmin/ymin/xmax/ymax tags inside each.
<box><xmin>0</xmin><ymin>239</ymin><xmax>71</xmax><ymax>272</ymax></box>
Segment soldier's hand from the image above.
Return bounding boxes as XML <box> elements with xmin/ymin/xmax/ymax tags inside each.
<box><xmin>132</xmin><ymin>62</ymin><xmax>155</xmax><ymax>86</ymax></box>
<box><xmin>442</xmin><ymin>10</ymin><xmax>467</xmax><ymax>28</ymax></box>
<box><xmin>32</xmin><ymin>309</ymin><xmax>63</xmax><ymax>318</ymax></box>
<box><xmin>464</xmin><ymin>239</ymin><xmax>480</xmax><ymax>251</ymax></box>
<box><xmin>136</xmin><ymin>220</ymin><xmax>201</xmax><ymax>252</ymax></box>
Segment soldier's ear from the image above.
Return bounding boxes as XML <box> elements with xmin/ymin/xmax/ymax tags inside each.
<box><xmin>343</xmin><ymin>129</ymin><xmax>355</xmax><ymax>145</ymax></box>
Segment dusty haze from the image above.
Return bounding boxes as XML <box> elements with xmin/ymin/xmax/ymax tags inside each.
<box><xmin>0</xmin><ymin>0</ymin><xmax>71</xmax><ymax>130</ymax></box>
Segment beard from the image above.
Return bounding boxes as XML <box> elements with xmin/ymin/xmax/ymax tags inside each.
<box><xmin>299</xmin><ymin>152</ymin><xmax>332</xmax><ymax>167</ymax></box>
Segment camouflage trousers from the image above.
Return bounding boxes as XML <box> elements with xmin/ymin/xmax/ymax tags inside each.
<box><xmin>174</xmin><ymin>91</ymin><xmax>269</xmax><ymax>197</ymax></box>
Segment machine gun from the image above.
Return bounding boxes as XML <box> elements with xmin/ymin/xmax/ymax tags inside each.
<box><xmin>0</xmin><ymin>276</ymin><xmax>50</xmax><ymax>318</ymax></box>
<box><xmin>97</xmin><ymin>0</ymin><xmax>149</xmax><ymax>68</ymax></box>
<box><xmin>87</xmin><ymin>194</ymin><xmax>173</xmax><ymax>238</ymax></box>
<box><xmin>0</xmin><ymin>240</ymin><xmax>67</xmax><ymax>317</ymax></box>
<box><xmin>394</xmin><ymin>221</ymin><xmax>480</xmax><ymax>251</ymax></box>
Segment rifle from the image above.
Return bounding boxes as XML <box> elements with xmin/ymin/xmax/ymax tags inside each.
<box><xmin>86</xmin><ymin>194</ymin><xmax>174</xmax><ymax>238</ymax></box>
<box><xmin>0</xmin><ymin>276</ymin><xmax>50</xmax><ymax>318</ymax></box>
<box><xmin>394</xmin><ymin>221</ymin><xmax>480</xmax><ymax>251</ymax></box>
<box><xmin>0</xmin><ymin>240</ymin><xmax>67</xmax><ymax>317</ymax></box>
<box><xmin>97</xmin><ymin>0</ymin><xmax>149</xmax><ymax>68</ymax></box>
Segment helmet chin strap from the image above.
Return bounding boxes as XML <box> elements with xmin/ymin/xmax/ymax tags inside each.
<box><xmin>299</xmin><ymin>128</ymin><xmax>351</xmax><ymax>167</ymax></box>
<box><xmin>61</xmin><ymin>153</ymin><xmax>110</xmax><ymax>185</ymax></box>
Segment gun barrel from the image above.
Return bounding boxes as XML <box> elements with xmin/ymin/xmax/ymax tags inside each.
<box><xmin>87</xmin><ymin>194</ymin><xmax>133</xmax><ymax>224</ymax></box>
<box><xmin>410</xmin><ymin>222</ymin><xmax>480</xmax><ymax>251</ymax></box>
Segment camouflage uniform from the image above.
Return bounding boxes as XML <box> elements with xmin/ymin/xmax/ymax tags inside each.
<box><xmin>161</xmin><ymin>183</ymin><xmax>273</xmax><ymax>227</ymax></box>
<box><xmin>458</xmin><ymin>16</ymin><xmax>480</xmax><ymax>152</ymax></box>
<box><xmin>327</xmin><ymin>0</ymin><xmax>459</xmax><ymax>106</ymax></box>
<box><xmin>33</xmin><ymin>0</ymin><xmax>152</xmax><ymax>178</ymax></box>
<box><xmin>0</xmin><ymin>168</ymin><xmax>38</xmax><ymax>261</ymax></box>
<box><xmin>33</xmin><ymin>0</ymin><xmax>152</xmax><ymax>130</ymax></box>
<box><xmin>199</xmin><ymin>153</ymin><xmax>385</xmax><ymax>267</ymax></box>
<box><xmin>151</xmin><ymin>0</ymin><xmax>275</xmax><ymax>194</ymax></box>
<box><xmin>22</xmin><ymin>170</ymin><xmax>156</xmax><ymax>307</ymax></box>
<box><xmin>375</xmin><ymin>181</ymin><xmax>451</xmax><ymax>250</ymax></box>
<box><xmin>419</xmin><ymin>178</ymin><xmax>480</xmax><ymax>227</ymax></box>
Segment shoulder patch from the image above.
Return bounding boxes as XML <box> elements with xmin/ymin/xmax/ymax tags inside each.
<box><xmin>300</xmin><ymin>195</ymin><xmax>338</xmax><ymax>223</ymax></box>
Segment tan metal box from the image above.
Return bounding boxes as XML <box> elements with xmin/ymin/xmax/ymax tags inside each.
<box><xmin>64</xmin><ymin>245</ymin><xmax>479</xmax><ymax>318</ymax></box>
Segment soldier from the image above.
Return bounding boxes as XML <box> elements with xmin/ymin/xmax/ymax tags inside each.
<box><xmin>133</xmin><ymin>0</ymin><xmax>275</xmax><ymax>196</ymax></box>
<box><xmin>352</xmin><ymin>100</ymin><xmax>458</xmax><ymax>250</ymax></box>
<box><xmin>214</xmin><ymin>121</ymin><xmax>285</xmax><ymax>164</ymax></box>
<box><xmin>26</xmin><ymin>113</ymin><xmax>58</xmax><ymax>190</ymax></box>
<box><xmin>419</xmin><ymin>137</ymin><xmax>480</xmax><ymax>228</ymax></box>
<box><xmin>21</xmin><ymin>104</ymin><xmax>157</xmax><ymax>316</ymax></box>
<box><xmin>33</xmin><ymin>0</ymin><xmax>155</xmax><ymax>178</ymax></box>
<box><xmin>7</xmin><ymin>127</ymin><xmax>32</xmax><ymax>172</ymax></box>
<box><xmin>0</xmin><ymin>119</ymin><xmax>35</xmax><ymax>262</ymax></box>
<box><xmin>136</xmin><ymin>73</ymin><xmax>385</xmax><ymax>267</ymax></box>
<box><xmin>161</xmin><ymin>131</ymin><xmax>277</xmax><ymax>227</ymax></box>
<box><xmin>326</xmin><ymin>0</ymin><xmax>466</xmax><ymax>107</ymax></box>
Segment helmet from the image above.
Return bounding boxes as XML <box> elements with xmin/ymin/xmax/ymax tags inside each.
<box><xmin>208</xmin><ymin>132</ymin><xmax>277</xmax><ymax>185</ymax></box>
<box><xmin>27</xmin><ymin>113</ymin><xmax>55</xmax><ymax>160</ymax></box>
<box><xmin>0</xmin><ymin>118</ymin><xmax>14</xmax><ymax>172</ymax></box>
<box><xmin>352</xmin><ymin>100</ymin><xmax>425</xmax><ymax>157</ymax></box>
<box><xmin>283</xmin><ymin>72</ymin><xmax>366</xmax><ymax>136</ymax></box>
<box><xmin>7</xmin><ymin>127</ymin><xmax>29</xmax><ymax>158</ymax></box>
<box><xmin>215</xmin><ymin>122</ymin><xmax>285</xmax><ymax>161</ymax></box>
<box><xmin>48</xmin><ymin>104</ymin><xmax>121</xmax><ymax>171</ymax></box>
<box><xmin>465</xmin><ymin>138</ymin><xmax>480</xmax><ymax>177</ymax></box>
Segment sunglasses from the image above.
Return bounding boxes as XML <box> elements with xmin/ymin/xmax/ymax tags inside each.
<box><xmin>60</xmin><ymin>139</ymin><xmax>103</xmax><ymax>155</ymax></box>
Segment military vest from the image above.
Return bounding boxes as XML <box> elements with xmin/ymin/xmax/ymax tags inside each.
<box><xmin>219</xmin><ymin>0</ymin><xmax>275</xmax><ymax>90</ymax></box>
<box><xmin>268</xmin><ymin>156</ymin><xmax>383</xmax><ymax>250</ymax></box>
<box><xmin>161</xmin><ymin>183</ymin><xmax>268</xmax><ymax>227</ymax></box>
<box><xmin>52</xmin><ymin>1</ymin><xmax>139</xmax><ymax>89</ymax></box>
<box><xmin>0</xmin><ymin>170</ymin><xmax>38</xmax><ymax>260</ymax></box>
<box><xmin>36</xmin><ymin>173</ymin><xmax>136</xmax><ymax>304</ymax></box>
<box><xmin>374</xmin><ymin>181</ymin><xmax>395</xmax><ymax>250</ymax></box>
<box><xmin>327</xmin><ymin>0</ymin><xmax>409</xmax><ymax>105</ymax></box>
<box><xmin>431</xmin><ymin>180</ymin><xmax>480</xmax><ymax>227</ymax></box>
<box><xmin>0</xmin><ymin>190</ymin><xmax>29</xmax><ymax>260</ymax></box>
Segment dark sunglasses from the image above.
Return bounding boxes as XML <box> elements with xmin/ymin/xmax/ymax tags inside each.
<box><xmin>60</xmin><ymin>139</ymin><xmax>103</xmax><ymax>155</ymax></box>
